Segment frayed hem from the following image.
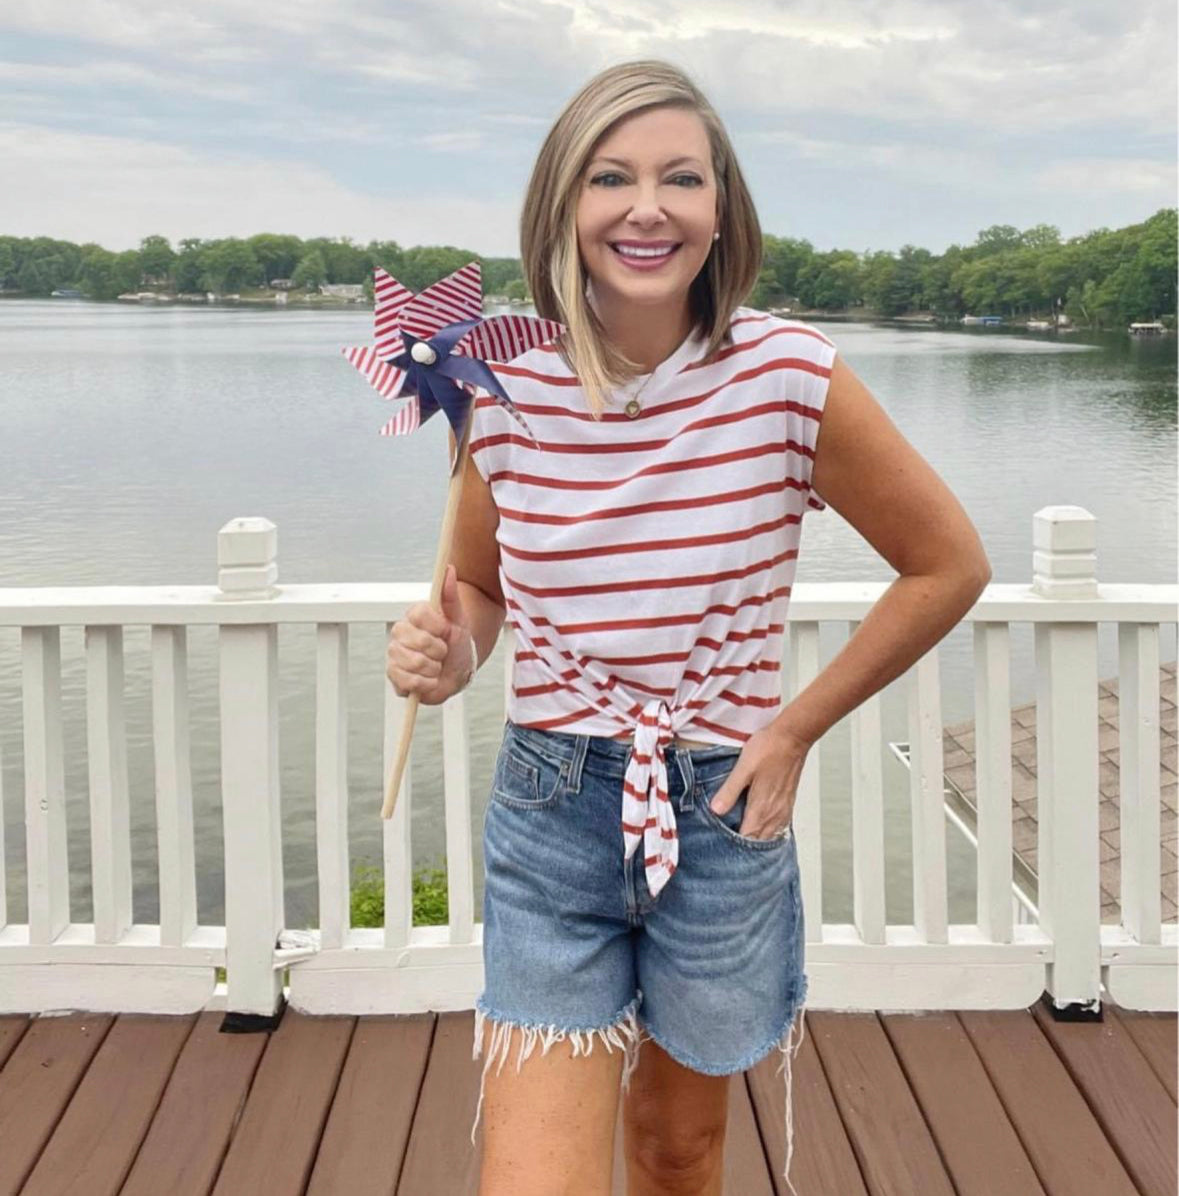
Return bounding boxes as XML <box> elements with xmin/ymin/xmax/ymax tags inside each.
<box><xmin>774</xmin><ymin>973</ymin><xmax>809</xmax><ymax>1196</ymax></box>
<box><xmin>469</xmin><ymin>992</ymin><xmax>647</xmax><ymax>1146</ymax></box>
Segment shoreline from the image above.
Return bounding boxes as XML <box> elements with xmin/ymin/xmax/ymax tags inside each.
<box><xmin>3</xmin><ymin>293</ymin><xmax>1164</xmax><ymax>333</ymax></box>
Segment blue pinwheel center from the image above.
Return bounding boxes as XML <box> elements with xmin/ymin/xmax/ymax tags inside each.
<box><xmin>388</xmin><ymin>319</ymin><xmax>511</xmax><ymax>446</ymax></box>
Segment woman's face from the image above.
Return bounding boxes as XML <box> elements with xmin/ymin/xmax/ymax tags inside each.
<box><xmin>575</xmin><ymin>105</ymin><xmax>718</xmax><ymax>316</ymax></box>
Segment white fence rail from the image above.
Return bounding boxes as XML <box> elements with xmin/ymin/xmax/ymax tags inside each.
<box><xmin>1</xmin><ymin>508</ymin><xmax>1175</xmax><ymax>1020</ymax></box>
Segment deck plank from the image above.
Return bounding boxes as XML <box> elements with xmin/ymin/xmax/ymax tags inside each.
<box><xmin>210</xmin><ymin>1008</ymin><xmax>355</xmax><ymax>1196</ymax></box>
<box><xmin>959</xmin><ymin>1008</ymin><xmax>1139</xmax><ymax>1196</ymax></box>
<box><xmin>1109</xmin><ymin>1004</ymin><xmax>1178</xmax><ymax>1102</ymax></box>
<box><xmin>20</xmin><ymin>1013</ymin><xmax>195</xmax><ymax>1196</ymax></box>
<box><xmin>809</xmin><ymin>1011</ymin><xmax>955</xmax><ymax>1195</ymax></box>
<box><xmin>0</xmin><ymin>1012</ymin><xmax>113</xmax><ymax>1196</ymax></box>
<box><xmin>395</xmin><ymin>1010</ymin><xmax>483</xmax><ymax>1194</ymax></box>
<box><xmin>0</xmin><ymin>1015</ymin><xmax>29</xmax><ymax>1070</ymax></box>
<box><xmin>1031</xmin><ymin>1000</ymin><xmax>1178</xmax><ymax>1196</ymax></box>
<box><xmin>883</xmin><ymin>1011</ymin><xmax>1046</xmax><ymax>1195</ymax></box>
<box><xmin>307</xmin><ymin>1012</ymin><xmax>435</xmax><ymax>1196</ymax></box>
<box><xmin>723</xmin><ymin>1066</ymin><xmax>775</xmax><ymax>1194</ymax></box>
<box><xmin>120</xmin><ymin>1010</ymin><xmax>269</xmax><ymax>1196</ymax></box>
<box><xmin>746</xmin><ymin>1018</ymin><xmax>868</xmax><ymax>1196</ymax></box>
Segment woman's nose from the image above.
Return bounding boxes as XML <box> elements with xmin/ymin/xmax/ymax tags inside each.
<box><xmin>626</xmin><ymin>185</ymin><xmax>666</xmax><ymax>226</ymax></box>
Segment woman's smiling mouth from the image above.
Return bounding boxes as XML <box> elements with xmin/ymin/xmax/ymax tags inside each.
<box><xmin>609</xmin><ymin>241</ymin><xmax>682</xmax><ymax>269</ymax></box>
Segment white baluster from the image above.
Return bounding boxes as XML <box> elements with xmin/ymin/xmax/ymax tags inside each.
<box><xmin>1118</xmin><ymin>622</ymin><xmax>1162</xmax><ymax>941</ymax></box>
<box><xmin>151</xmin><ymin>624</ymin><xmax>197</xmax><ymax>949</ymax></box>
<box><xmin>22</xmin><ymin>625</ymin><xmax>68</xmax><ymax>943</ymax></box>
<box><xmin>316</xmin><ymin>623</ymin><xmax>350</xmax><ymax>951</ymax></box>
<box><xmin>909</xmin><ymin>646</ymin><xmax>948</xmax><ymax>943</ymax></box>
<box><xmin>974</xmin><ymin>621</ymin><xmax>1013</xmax><ymax>943</ymax></box>
<box><xmin>849</xmin><ymin>620</ymin><xmax>886</xmax><ymax>945</ymax></box>
<box><xmin>86</xmin><ymin>624</ymin><xmax>132</xmax><ymax>944</ymax></box>
<box><xmin>383</xmin><ymin>634</ymin><xmax>413</xmax><ymax>949</ymax></box>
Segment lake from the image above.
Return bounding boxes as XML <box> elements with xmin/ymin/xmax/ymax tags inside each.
<box><xmin>1</xmin><ymin>299</ymin><xmax>1175</xmax><ymax>930</ymax></box>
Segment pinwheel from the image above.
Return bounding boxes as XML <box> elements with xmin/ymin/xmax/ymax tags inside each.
<box><xmin>343</xmin><ymin>262</ymin><xmax>564</xmax><ymax>818</ymax></box>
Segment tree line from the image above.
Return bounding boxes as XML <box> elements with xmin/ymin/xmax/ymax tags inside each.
<box><xmin>1</xmin><ymin>208</ymin><xmax>1173</xmax><ymax>328</ymax></box>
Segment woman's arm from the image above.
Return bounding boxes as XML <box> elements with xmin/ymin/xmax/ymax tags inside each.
<box><xmin>774</xmin><ymin>353</ymin><xmax>992</xmax><ymax>748</ymax></box>
<box><xmin>449</xmin><ymin>435</ymin><xmax>507</xmax><ymax>671</ymax></box>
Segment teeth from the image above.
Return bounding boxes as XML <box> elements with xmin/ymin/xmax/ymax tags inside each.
<box><xmin>614</xmin><ymin>244</ymin><xmax>676</xmax><ymax>258</ymax></box>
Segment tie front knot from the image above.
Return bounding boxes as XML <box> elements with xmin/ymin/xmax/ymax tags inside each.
<box><xmin>621</xmin><ymin>699</ymin><xmax>680</xmax><ymax>899</ymax></box>
<box><xmin>633</xmin><ymin>698</ymin><xmax>674</xmax><ymax>762</ymax></box>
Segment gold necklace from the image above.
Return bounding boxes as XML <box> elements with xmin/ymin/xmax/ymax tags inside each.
<box><xmin>622</xmin><ymin>370</ymin><xmax>655</xmax><ymax>419</ymax></box>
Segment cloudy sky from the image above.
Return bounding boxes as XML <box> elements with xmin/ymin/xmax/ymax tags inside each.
<box><xmin>2</xmin><ymin>0</ymin><xmax>1174</xmax><ymax>257</ymax></box>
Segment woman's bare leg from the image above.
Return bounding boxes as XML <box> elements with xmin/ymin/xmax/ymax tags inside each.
<box><xmin>475</xmin><ymin>1012</ymin><xmax>638</xmax><ymax>1196</ymax></box>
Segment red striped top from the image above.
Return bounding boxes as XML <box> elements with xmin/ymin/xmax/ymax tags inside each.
<box><xmin>470</xmin><ymin>306</ymin><xmax>837</xmax><ymax>896</ymax></box>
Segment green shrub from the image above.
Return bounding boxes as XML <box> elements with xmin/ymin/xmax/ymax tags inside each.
<box><xmin>351</xmin><ymin>858</ymin><xmax>450</xmax><ymax>927</ymax></box>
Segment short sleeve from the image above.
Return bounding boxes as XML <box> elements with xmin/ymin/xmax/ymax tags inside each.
<box><xmin>799</xmin><ymin>332</ymin><xmax>838</xmax><ymax>515</ymax></box>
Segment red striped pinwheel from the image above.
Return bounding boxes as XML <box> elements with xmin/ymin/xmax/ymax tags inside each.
<box><xmin>342</xmin><ymin>260</ymin><xmax>564</xmax><ymax>819</ymax></box>
<box><xmin>342</xmin><ymin>261</ymin><xmax>564</xmax><ymax>474</ymax></box>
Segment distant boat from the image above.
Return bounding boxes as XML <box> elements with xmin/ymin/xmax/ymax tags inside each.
<box><xmin>961</xmin><ymin>314</ymin><xmax>1003</xmax><ymax>326</ymax></box>
<box><xmin>1025</xmin><ymin>319</ymin><xmax>1053</xmax><ymax>331</ymax></box>
<box><xmin>51</xmin><ymin>288</ymin><xmax>84</xmax><ymax>299</ymax></box>
<box><xmin>1128</xmin><ymin>321</ymin><xmax>1166</xmax><ymax>336</ymax></box>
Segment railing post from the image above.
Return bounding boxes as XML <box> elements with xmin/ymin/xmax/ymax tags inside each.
<box><xmin>217</xmin><ymin>517</ymin><xmax>285</xmax><ymax>1028</ymax></box>
<box><xmin>1032</xmin><ymin>505</ymin><xmax>1101</xmax><ymax>1018</ymax></box>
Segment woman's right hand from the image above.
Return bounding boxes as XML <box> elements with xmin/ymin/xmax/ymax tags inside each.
<box><xmin>386</xmin><ymin>563</ymin><xmax>476</xmax><ymax>705</ymax></box>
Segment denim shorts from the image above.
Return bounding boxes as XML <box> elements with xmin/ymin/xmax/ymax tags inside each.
<box><xmin>470</xmin><ymin>717</ymin><xmax>809</xmax><ymax>1190</ymax></box>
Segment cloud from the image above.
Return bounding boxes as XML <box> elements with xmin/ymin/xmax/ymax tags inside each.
<box><xmin>0</xmin><ymin>0</ymin><xmax>1172</xmax><ymax>254</ymax></box>
<box><xmin>1032</xmin><ymin>157</ymin><xmax>1178</xmax><ymax>196</ymax></box>
<box><xmin>0</xmin><ymin>122</ymin><xmax>521</xmax><ymax>252</ymax></box>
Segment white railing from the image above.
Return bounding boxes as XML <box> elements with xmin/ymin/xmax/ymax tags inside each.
<box><xmin>0</xmin><ymin>509</ymin><xmax>1175</xmax><ymax>1019</ymax></box>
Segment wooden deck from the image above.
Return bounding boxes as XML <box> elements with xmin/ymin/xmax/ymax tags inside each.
<box><xmin>0</xmin><ymin>998</ymin><xmax>1174</xmax><ymax>1195</ymax></box>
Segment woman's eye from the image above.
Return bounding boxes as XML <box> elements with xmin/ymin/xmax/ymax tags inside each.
<box><xmin>588</xmin><ymin>172</ymin><xmax>704</xmax><ymax>187</ymax></box>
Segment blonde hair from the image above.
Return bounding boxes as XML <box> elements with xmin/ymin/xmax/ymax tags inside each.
<box><xmin>520</xmin><ymin>59</ymin><xmax>763</xmax><ymax>419</ymax></box>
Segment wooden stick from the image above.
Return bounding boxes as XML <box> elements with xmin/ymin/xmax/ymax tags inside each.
<box><xmin>382</xmin><ymin>405</ymin><xmax>475</xmax><ymax>820</ymax></box>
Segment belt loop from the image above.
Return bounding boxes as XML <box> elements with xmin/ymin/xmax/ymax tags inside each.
<box><xmin>675</xmin><ymin>746</ymin><xmax>695</xmax><ymax>812</ymax></box>
<box><xmin>566</xmin><ymin>732</ymin><xmax>588</xmax><ymax>794</ymax></box>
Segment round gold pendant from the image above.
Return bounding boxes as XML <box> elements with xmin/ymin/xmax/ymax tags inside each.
<box><xmin>625</xmin><ymin>398</ymin><xmax>642</xmax><ymax>419</ymax></box>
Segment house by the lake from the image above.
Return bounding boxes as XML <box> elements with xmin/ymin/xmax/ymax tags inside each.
<box><xmin>319</xmin><ymin>283</ymin><xmax>365</xmax><ymax>301</ymax></box>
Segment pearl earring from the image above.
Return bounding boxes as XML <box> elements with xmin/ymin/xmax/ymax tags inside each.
<box><xmin>713</xmin><ymin>231</ymin><xmax>720</xmax><ymax>241</ymax></box>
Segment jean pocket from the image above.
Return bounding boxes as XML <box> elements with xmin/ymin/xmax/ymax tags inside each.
<box><xmin>698</xmin><ymin>777</ymin><xmax>791</xmax><ymax>851</ymax></box>
<box><xmin>491</xmin><ymin>730</ymin><xmax>565</xmax><ymax>810</ymax></box>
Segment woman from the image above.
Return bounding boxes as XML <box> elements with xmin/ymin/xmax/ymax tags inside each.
<box><xmin>387</xmin><ymin>59</ymin><xmax>990</xmax><ymax>1196</ymax></box>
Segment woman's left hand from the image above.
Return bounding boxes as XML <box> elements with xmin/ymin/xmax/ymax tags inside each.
<box><xmin>707</xmin><ymin>722</ymin><xmax>813</xmax><ymax>840</ymax></box>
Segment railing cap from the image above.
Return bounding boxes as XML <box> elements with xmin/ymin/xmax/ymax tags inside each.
<box><xmin>1033</xmin><ymin>506</ymin><xmax>1097</xmax><ymax>599</ymax></box>
<box><xmin>1032</xmin><ymin>506</ymin><xmax>1097</xmax><ymax>551</ymax></box>
<box><xmin>218</xmin><ymin>517</ymin><xmax>277</xmax><ymax>598</ymax></box>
